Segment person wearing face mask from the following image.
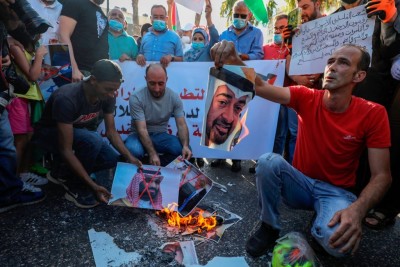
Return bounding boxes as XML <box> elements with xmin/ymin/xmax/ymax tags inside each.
<box><xmin>214</xmin><ymin>1</ymin><xmax>263</xmax><ymax>172</ymax></box>
<box><xmin>59</xmin><ymin>0</ymin><xmax>108</xmax><ymax>82</ymax></box>
<box><xmin>28</xmin><ymin>0</ymin><xmax>62</xmax><ymax>44</ymax></box>
<box><xmin>183</xmin><ymin>0</ymin><xmax>218</xmax><ymax>62</ymax></box>
<box><xmin>136</xmin><ymin>4</ymin><xmax>183</xmax><ymax>68</ymax></box>
<box><xmin>181</xmin><ymin>23</ymin><xmax>194</xmax><ymax>54</ymax></box>
<box><xmin>218</xmin><ymin>1</ymin><xmax>263</xmax><ymax>61</ymax></box>
<box><xmin>108</xmin><ymin>8</ymin><xmax>138</xmax><ymax>62</ymax></box>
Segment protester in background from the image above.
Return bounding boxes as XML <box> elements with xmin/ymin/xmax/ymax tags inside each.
<box><xmin>136</xmin><ymin>23</ymin><xmax>151</xmax><ymax>49</ymax></box>
<box><xmin>214</xmin><ymin>0</ymin><xmax>263</xmax><ymax>172</ymax></box>
<box><xmin>28</xmin><ymin>0</ymin><xmax>62</xmax><ymax>44</ymax></box>
<box><xmin>33</xmin><ymin>60</ymin><xmax>142</xmax><ymax>209</ymax></box>
<box><xmin>183</xmin><ymin>0</ymin><xmax>218</xmax><ymax>62</ymax></box>
<box><xmin>125</xmin><ymin>64</ymin><xmax>192</xmax><ymax>166</ymax></box>
<box><xmin>219</xmin><ymin>0</ymin><xmax>264</xmax><ymax>61</ymax></box>
<box><xmin>7</xmin><ymin>36</ymin><xmax>48</xmax><ymax>189</ymax></box>
<box><xmin>108</xmin><ymin>8</ymin><xmax>138</xmax><ymax>62</ymax></box>
<box><xmin>248</xmin><ymin>14</ymin><xmax>295</xmax><ymax>173</ymax></box>
<box><xmin>136</xmin><ymin>5</ymin><xmax>183</xmax><ymax>68</ymax></box>
<box><xmin>59</xmin><ymin>0</ymin><xmax>108</xmax><ymax>82</ymax></box>
<box><xmin>180</xmin><ymin>22</ymin><xmax>194</xmax><ymax>53</ymax></box>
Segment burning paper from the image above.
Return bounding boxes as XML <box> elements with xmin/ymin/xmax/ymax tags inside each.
<box><xmin>109</xmin><ymin>162</ymin><xmax>181</xmax><ymax>210</ymax></box>
<box><xmin>161</xmin><ymin>241</ymin><xmax>199</xmax><ymax>266</ymax></box>
<box><xmin>39</xmin><ymin>44</ymin><xmax>71</xmax><ymax>101</ymax></box>
<box><xmin>201</xmin><ymin>66</ymin><xmax>255</xmax><ymax>151</ymax></box>
<box><xmin>166</xmin><ymin>156</ymin><xmax>213</xmax><ymax>216</ymax></box>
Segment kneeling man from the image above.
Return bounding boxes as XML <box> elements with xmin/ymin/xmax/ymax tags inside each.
<box><xmin>212</xmin><ymin>41</ymin><xmax>391</xmax><ymax>257</ymax></box>
<box><xmin>125</xmin><ymin>63</ymin><xmax>192</xmax><ymax>166</ymax></box>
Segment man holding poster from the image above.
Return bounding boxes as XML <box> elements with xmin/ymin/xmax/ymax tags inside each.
<box><xmin>211</xmin><ymin>41</ymin><xmax>391</xmax><ymax>258</ymax></box>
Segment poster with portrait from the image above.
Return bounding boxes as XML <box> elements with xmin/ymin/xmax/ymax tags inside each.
<box><xmin>109</xmin><ymin>162</ymin><xmax>181</xmax><ymax>210</ymax></box>
<box><xmin>38</xmin><ymin>44</ymin><xmax>71</xmax><ymax>101</ymax></box>
<box><xmin>166</xmin><ymin>156</ymin><xmax>213</xmax><ymax>217</ymax></box>
<box><xmin>201</xmin><ymin>66</ymin><xmax>255</xmax><ymax>151</ymax></box>
<box><xmin>160</xmin><ymin>241</ymin><xmax>199</xmax><ymax>266</ymax></box>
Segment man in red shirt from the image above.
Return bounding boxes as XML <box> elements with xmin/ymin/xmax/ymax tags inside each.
<box><xmin>211</xmin><ymin>41</ymin><xmax>392</xmax><ymax>258</ymax></box>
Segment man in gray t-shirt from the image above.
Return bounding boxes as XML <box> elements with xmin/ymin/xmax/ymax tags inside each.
<box><xmin>125</xmin><ymin>63</ymin><xmax>192</xmax><ymax>166</ymax></box>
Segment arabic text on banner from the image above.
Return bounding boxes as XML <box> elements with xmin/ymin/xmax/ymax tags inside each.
<box><xmin>97</xmin><ymin>61</ymin><xmax>285</xmax><ymax>160</ymax></box>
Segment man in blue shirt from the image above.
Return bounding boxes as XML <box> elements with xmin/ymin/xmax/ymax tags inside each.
<box><xmin>136</xmin><ymin>5</ymin><xmax>183</xmax><ymax>68</ymax></box>
<box><xmin>108</xmin><ymin>8</ymin><xmax>138</xmax><ymax>62</ymax></box>
<box><xmin>219</xmin><ymin>1</ymin><xmax>264</xmax><ymax>61</ymax></box>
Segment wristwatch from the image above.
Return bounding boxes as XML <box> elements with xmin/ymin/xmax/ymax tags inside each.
<box><xmin>171</xmin><ymin>55</ymin><xmax>175</xmax><ymax>62</ymax></box>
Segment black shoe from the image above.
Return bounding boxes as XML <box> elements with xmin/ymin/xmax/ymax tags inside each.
<box><xmin>231</xmin><ymin>160</ymin><xmax>241</xmax><ymax>172</ymax></box>
<box><xmin>64</xmin><ymin>186</ymin><xmax>99</xmax><ymax>209</ymax></box>
<box><xmin>246</xmin><ymin>222</ymin><xmax>279</xmax><ymax>257</ymax></box>
<box><xmin>46</xmin><ymin>171</ymin><xmax>68</xmax><ymax>188</ymax></box>
<box><xmin>196</xmin><ymin>158</ymin><xmax>205</xmax><ymax>168</ymax></box>
<box><xmin>0</xmin><ymin>191</ymin><xmax>46</xmax><ymax>213</ymax></box>
<box><xmin>249</xmin><ymin>163</ymin><xmax>256</xmax><ymax>174</ymax></box>
<box><xmin>210</xmin><ymin>159</ymin><xmax>223</xmax><ymax>167</ymax></box>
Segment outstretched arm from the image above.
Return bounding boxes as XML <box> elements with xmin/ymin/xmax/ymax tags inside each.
<box><xmin>135</xmin><ymin>120</ymin><xmax>160</xmax><ymax>166</ymax></box>
<box><xmin>211</xmin><ymin>40</ymin><xmax>291</xmax><ymax>104</ymax></box>
<box><xmin>328</xmin><ymin>147</ymin><xmax>391</xmax><ymax>255</ymax></box>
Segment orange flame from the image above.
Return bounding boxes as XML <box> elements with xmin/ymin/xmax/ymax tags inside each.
<box><xmin>157</xmin><ymin>206</ymin><xmax>217</xmax><ymax>233</ymax></box>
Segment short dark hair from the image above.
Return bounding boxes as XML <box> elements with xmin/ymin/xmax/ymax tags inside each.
<box><xmin>275</xmin><ymin>14</ymin><xmax>288</xmax><ymax>22</ymax></box>
<box><xmin>342</xmin><ymin>44</ymin><xmax>370</xmax><ymax>71</ymax></box>
<box><xmin>145</xmin><ymin>63</ymin><xmax>167</xmax><ymax>77</ymax></box>
<box><xmin>151</xmin><ymin>5</ymin><xmax>167</xmax><ymax>16</ymax></box>
<box><xmin>141</xmin><ymin>23</ymin><xmax>152</xmax><ymax>36</ymax></box>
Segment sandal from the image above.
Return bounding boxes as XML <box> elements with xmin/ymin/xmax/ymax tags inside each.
<box><xmin>363</xmin><ymin>210</ymin><xmax>397</xmax><ymax>230</ymax></box>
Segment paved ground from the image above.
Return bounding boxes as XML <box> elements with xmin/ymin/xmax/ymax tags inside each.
<box><xmin>1</xmin><ymin>159</ymin><xmax>399</xmax><ymax>266</ymax></box>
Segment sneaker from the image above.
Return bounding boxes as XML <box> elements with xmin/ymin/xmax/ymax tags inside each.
<box><xmin>64</xmin><ymin>187</ymin><xmax>99</xmax><ymax>209</ymax></box>
<box><xmin>22</xmin><ymin>182</ymin><xmax>42</xmax><ymax>193</ymax></box>
<box><xmin>20</xmin><ymin>172</ymin><xmax>48</xmax><ymax>186</ymax></box>
<box><xmin>231</xmin><ymin>160</ymin><xmax>242</xmax><ymax>172</ymax></box>
<box><xmin>249</xmin><ymin>162</ymin><xmax>257</xmax><ymax>174</ymax></box>
<box><xmin>210</xmin><ymin>159</ymin><xmax>223</xmax><ymax>167</ymax></box>
<box><xmin>0</xmin><ymin>191</ymin><xmax>46</xmax><ymax>213</ymax></box>
<box><xmin>46</xmin><ymin>172</ymin><xmax>68</xmax><ymax>188</ymax></box>
<box><xmin>246</xmin><ymin>222</ymin><xmax>280</xmax><ymax>257</ymax></box>
<box><xmin>196</xmin><ymin>158</ymin><xmax>205</xmax><ymax>168</ymax></box>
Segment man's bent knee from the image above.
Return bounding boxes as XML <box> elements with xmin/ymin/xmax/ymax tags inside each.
<box><xmin>256</xmin><ymin>153</ymin><xmax>286</xmax><ymax>174</ymax></box>
<box><xmin>311</xmin><ymin>223</ymin><xmax>350</xmax><ymax>258</ymax></box>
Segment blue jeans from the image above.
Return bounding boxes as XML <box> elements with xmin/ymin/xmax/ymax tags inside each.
<box><xmin>0</xmin><ymin>110</ymin><xmax>23</xmax><ymax>202</ymax></box>
<box><xmin>273</xmin><ymin>106</ymin><xmax>298</xmax><ymax>164</ymax></box>
<box><xmin>125</xmin><ymin>132</ymin><xmax>183</xmax><ymax>159</ymax></box>
<box><xmin>256</xmin><ymin>153</ymin><xmax>357</xmax><ymax>257</ymax></box>
<box><xmin>32</xmin><ymin>127</ymin><xmax>119</xmax><ymax>181</ymax></box>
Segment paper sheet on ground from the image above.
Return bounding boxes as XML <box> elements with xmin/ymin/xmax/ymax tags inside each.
<box><xmin>188</xmin><ymin>256</ymin><xmax>249</xmax><ymax>267</ymax></box>
<box><xmin>88</xmin><ymin>229</ymin><xmax>142</xmax><ymax>267</ymax></box>
<box><xmin>166</xmin><ymin>156</ymin><xmax>213</xmax><ymax>216</ymax></box>
<box><xmin>109</xmin><ymin>162</ymin><xmax>181</xmax><ymax>210</ymax></box>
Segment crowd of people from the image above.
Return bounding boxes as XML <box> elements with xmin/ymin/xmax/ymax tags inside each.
<box><xmin>0</xmin><ymin>0</ymin><xmax>399</xmax><ymax>260</ymax></box>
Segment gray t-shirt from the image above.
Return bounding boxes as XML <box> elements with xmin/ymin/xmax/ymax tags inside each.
<box><xmin>129</xmin><ymin>87</ymin><xmax>184</xmax><ymax>134</ymax></box>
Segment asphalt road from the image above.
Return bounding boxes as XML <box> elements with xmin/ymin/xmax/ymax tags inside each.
<box><xmin>1</xmin><ymin>160</ymin><xmax>399</xmax><ymax>266</ymax></box>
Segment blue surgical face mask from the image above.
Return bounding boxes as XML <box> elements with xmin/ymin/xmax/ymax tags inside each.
<box><xmin>109</xmin><ymin>19</ymin><xmax>124</xmax><ymax>32</ymax></box>
<box><xmin>192</xmin><ymin>41</ymin><xmax>205</xmax><ymax>50</ymax></box>
<box><xmin>274</xmin><ymin>33</ymin><xmax>283</xmax><ymax>44</ymax></box>
<box><xmin>233</xmin><ymin>18</ymin><xmax>247</xmax><ymax>29</ymax></box>
<box><xmin>152</xmin><ymin>20</ymin><xmax>167</xmax><ymax>32</ymax></box>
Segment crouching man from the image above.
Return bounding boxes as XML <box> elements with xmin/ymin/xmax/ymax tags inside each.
<box><xmin>211</xmin><ymin>41</ymin><xmax>391</xmax><ymax>257</ymax></box>
<box><xmin>33</xmin><ymin>60</ymin><xmax>141</xmax><ymax>208</ymax></box>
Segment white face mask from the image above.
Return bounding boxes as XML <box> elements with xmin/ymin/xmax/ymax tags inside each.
<box><xmin>181</xmin><ymin>36</ymin><xmax>191</xmax><ymax>44</ymax></box>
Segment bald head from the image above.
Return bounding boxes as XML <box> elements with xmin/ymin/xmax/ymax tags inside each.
<box><xmin>234</xmin><ymin>1</ymin><xmax>249</xmax><ymax>11</ymax></box>
<box><xmin>145</xmin><ymin>64</ymin><xmax>168</xmax><ymax>98</ymax></box>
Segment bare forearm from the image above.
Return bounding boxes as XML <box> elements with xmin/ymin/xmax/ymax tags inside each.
<box><xmin>351</xmin><ymin>173</ymin><xmax>392</xmax><ymax>216</ymax></box>
<box><xmin>137</xmin><ymin>130</ymin><xmax>157</xmax><ymax>156</ymax></box>
<box><xmin>177</xmin><ymin>125</ymin><xmax>190</xmax><ymax>148</ymax></box>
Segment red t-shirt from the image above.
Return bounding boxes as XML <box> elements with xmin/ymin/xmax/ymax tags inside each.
<box><xmin>263</xmin><ymin>43</ymin><xmax>289</xmax><ymax>60</ymax></box>
<box><xmin>287</xmin><ymin>86</ymin><xmax>391</xmax><ymax>188</ymax></box>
